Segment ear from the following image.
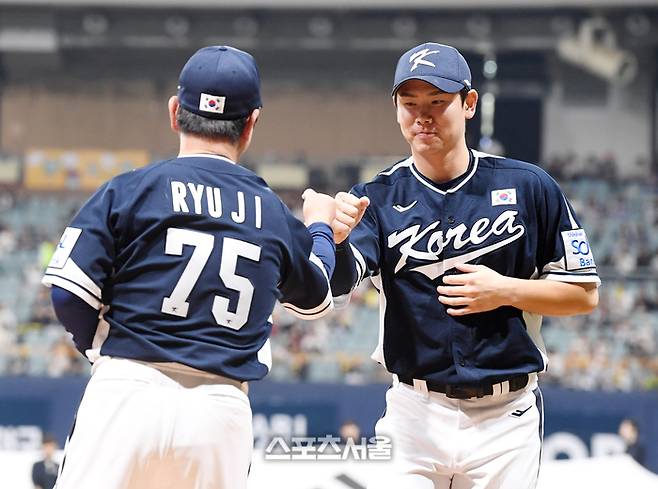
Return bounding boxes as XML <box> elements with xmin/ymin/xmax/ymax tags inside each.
<box><xmin>168</xmin><ymin>96</ymin><xmax>180</xmax><ymax>133</ymax></box>
<box><xmin>239</xmin><ymin>108</ymin><xmax>261</xmax><ymax>151</ymax></box>
<box><xmin>393</xmin><ymin>96</ymin><xmax>401</xmax><ymax>124</ymax></box>
<box><xmin>464</xmin><ymin>89</ymin><xmax>478</xmax><ymax>120</ymax></box>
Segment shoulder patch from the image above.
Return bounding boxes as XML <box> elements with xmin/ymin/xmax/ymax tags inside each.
<box><xmin>561</xmin><ymin>228</ymin><xmax>596</xmax><ymax>270</ymax></box>
<box><xmin>49</xmin><ymin>227</ymin><xmax>82</xmax><ymax>269</ymax></box>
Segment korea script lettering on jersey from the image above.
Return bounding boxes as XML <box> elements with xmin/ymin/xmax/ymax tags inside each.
<box><xmin>341</xmin><ymin>149</ymin><xmax>600</xmax><ymax>385</ymax></box>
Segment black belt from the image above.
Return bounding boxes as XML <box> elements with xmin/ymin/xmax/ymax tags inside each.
<box><xmin>397</xmin><ymin>374</ymin><xmax>529</xmax><ymax>399</ymax></box>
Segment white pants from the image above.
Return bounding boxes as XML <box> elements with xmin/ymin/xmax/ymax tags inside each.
<box><xmin>369</xmin><ymin>377</ymin><xmax>543</xmax><ymax>489</ymax></box>
<box><xmin>55</xmin><ymin>357</ymin><xmax>253</xmax><ymax>489</ymax></box>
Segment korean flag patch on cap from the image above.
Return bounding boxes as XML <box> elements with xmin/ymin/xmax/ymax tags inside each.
<box><xmin>199</xmin><ymin>93</ymin><xmax>226</xmax><ymax>114</ymax></box>
<box><xmin>561</xmin><ymin>228</ymin><xmax>596</xmax><ymax>270</ymax></box>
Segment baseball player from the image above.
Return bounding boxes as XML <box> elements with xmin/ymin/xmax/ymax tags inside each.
<box><xmin>41</xmin><ymin>46</ymin><xmax>344</xmax><ymax>489</ymax></box>
<box><xmin>331</xmin><ymin>42</ymin><xmax>600</xmax><ymax>489</ymax></box>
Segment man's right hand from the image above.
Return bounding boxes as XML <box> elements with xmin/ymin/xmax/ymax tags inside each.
<box><xmin>332</xmin><ymin>192</ymin><xmax>370</xmax><ymax>244</ymax></box>
<box><xmin>302</xmin><ymin>188</ymin><xmax>337</xmax><ymax>226</ymax></box>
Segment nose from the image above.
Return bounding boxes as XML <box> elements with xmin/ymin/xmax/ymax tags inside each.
<box><xmin>416</xmin><ymin>111</ymin><xmax>432</xmax><ymax>125</ymax></box>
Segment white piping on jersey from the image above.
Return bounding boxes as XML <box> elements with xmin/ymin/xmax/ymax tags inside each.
<box><xmin>281</xmin><ymin>293</ymin><xmax>332</xmax><ymax>319</ymax></box>
<box><xmin>43</xmin><ymin>258</ymin><xmax>103</xmax><ymax>309</ymax></box>
<box><xmin>522</xmin><ymin>310</ymin><xmax>549</xmax><ymax>373</ymax></box>
<box><xmin>542</xmin><ymin>255</ymin><xmax>600</xmax><ymax>284</ymax></box>
<box><xmin>42</xmin><ymin>274</ymin><xmax>102</xmax><ymax>310</ymax></box>
<box><xmin>350</xmin><ymin>243</ymin><xmax>367</xmax><ymax>283</ymax></box>
<box><xmin>523</xmin><ymin>267</ymin><xmax>549</xmax><ymax>373</ymax></box>
<box><xmin>46</xmin><ymin>258</ymin><xmax>101</xmax><ymax>298</ymax></box>
<box><xmin>562</xmin><ymin>195</ymin><xmax>578</xmax><ymax>229</ymax></box>
<box><xmin>369</xmin><ymin>273</ymin><xmax>387</xmax><ymax>368</ymax></box>
<box><xmin>471</xmin><ymin>149</ymin><xmax>504</xmax><ymax>160</ymax></box>
<box><xmin>379</xmin><ymin>157</ymin><xmax>413</xmax><ymax>176</ymax></box>
<box><xmin>541</xmin><ymin>258</ymin><xmax>594</xmax><ymax>277</ymax></box>
<box><xmin>281</xmin><ymin>252</ymin><xmax>334</xmax><ymax>319</ymax></box>
<box><xmin>377</xmin><ymin>150</ymin><xmax>496</xmax><ymax>194</ymax></box>
<box><xmin>542</xmin><ymin>273</ymin><xmax>601</xmax><ymax>285</ymax></box>
<box><xmin>408</xmin><ymin>153</ymin><xmax>479</xmax><ymax>195</ymax></box>
<box><xmin>177</xmin><ymin>153</ymin><xmax>237</xmax><ymax>165</ymax></box>
<box><xmin>309</xmin><ymin>251</ymin><xmax>330</xmax><ymax>282</ymax></box>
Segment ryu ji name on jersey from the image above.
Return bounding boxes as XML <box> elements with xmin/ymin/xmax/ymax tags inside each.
<box><xmin>42</xmin><ymin>155</ymin><xmax>333</xmax><ymax>382</ymax></box>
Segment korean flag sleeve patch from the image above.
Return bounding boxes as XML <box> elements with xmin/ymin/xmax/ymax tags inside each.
<box><xmin>561</xmin><ymin>228</ymin><xmax>596</xmax><ymax>271</ymax></box>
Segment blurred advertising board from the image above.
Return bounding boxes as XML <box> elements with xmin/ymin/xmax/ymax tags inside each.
<box><xmin>24</xmin><ymin>149</ymin><xmax>149</xmax><ymax>191</ymax></box>
<box><xmin>0</xmin><ymin>154</ymin><xmax>21</xmax><ymax>185</ymax></box>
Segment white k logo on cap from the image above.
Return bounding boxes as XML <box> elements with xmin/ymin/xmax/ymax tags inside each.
<box><xmin>409</xmin><ymin>48</ymin><xmax>440</xmax><ymax>72</ymax></box>
<box><xmin>199</xmin><ymin>93</ymin><xmax>226</xmax><ymax>114</ymax></box>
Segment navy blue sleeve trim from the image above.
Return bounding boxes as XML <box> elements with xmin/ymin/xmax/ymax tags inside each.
<box><xmin>330</xmin><ymin>238</ymin><xmax>358</xmax><ymax>296</ymax></box>
<box><xmin>43</xmin><ymin>272</ymin><xmax>102</xmax><ymax>303</ymax></box>
<box><xmin>307</xmin><ymin>222</ymin><xmax>336</xmax><ymax>278</ymax></box>
<box><xmin>51</xmin><ymin>285</ymin><xmax>99</xmax><ymax>355</ymax></box>
<box><xmin>284</xmin><ymin>299</ymin><xmax>333</xmax><ymax>318</ymax></box>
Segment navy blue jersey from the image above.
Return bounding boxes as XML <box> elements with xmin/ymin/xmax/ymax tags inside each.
<box><xmin>42</xmin><ymin>154</ymin><xmax>333</xmax><ymax>381</ymax></box>
<box><xmin>333</xmin><ymin>149</ymin><xmax>600</xmax><ymax>385</ymax></box>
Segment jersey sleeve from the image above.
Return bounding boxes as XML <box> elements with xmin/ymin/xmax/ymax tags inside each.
<box><xmin>536</xmin><ymin>173</ymin><xmax>601</xmax><ymax>286</ymax></box>
<box><xmin>42</xmin><ymin>181</ymin><xmax>119</xmax><ymax>309</ymax></box>
<box><xmin>277</xmin><ymin>202</ymin><xmax>334</xmax><ymax>320</ymax></box>
<box><xmin>330</xmin><ymin>184</ymin><xmax>381</xmax><ymax>304</ymax></box>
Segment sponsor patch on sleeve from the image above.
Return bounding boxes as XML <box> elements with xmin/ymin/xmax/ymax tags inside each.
<box><xmin>48</xmin><ymin>227</ymin><xmax>82</xmax><ymax>269</ymax></box>
<box><xmin>561</xmin><ymin>228</ymin><xmax>596</xmax><ymax>270</ymax></box>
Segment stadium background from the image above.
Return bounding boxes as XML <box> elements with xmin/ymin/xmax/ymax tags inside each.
<box><xmin>0</xmin><ymin>0</ymin><xmax>657</xmax><ymax>487</ymax></box>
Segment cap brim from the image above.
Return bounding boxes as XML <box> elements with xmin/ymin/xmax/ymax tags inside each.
<box><xmin>392</xmin><ymin>75</ymin><xmax>466</xmax><ymax>96</ymax></box>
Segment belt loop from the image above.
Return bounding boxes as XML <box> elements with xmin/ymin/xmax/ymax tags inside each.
<box><xmin>413</xmin><ymin>379</ymin><xmax>429</xmax><ymax>398</ymax></box>
<box><xmin>492</xmin><ymin>383</ymin><xmax>502</xmax><ymax>396</ymax></box>
<box><xmin>527</xmin><ymin>373</ymin><xmax>537</xmax><ymax>389</ymax></box>
<box><xmin>500</xmin><ymin>380</ymin><xmax>510</xmax><ymax>395</ymax></box>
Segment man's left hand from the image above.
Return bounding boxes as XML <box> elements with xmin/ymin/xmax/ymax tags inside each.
<box><xmin>437</xmin><ymin>263</ymin><xmax>512</xmax><ymax>316</ymax></box>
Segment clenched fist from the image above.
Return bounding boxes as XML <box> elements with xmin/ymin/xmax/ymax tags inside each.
<box><xmin>332</xmin><ymin>192</ymin><xmax>370</xmax><ymax>244</ymax></box>
<box><xmin>302</xmin><ymin>188</ymin><xmax>337</xmax><ymax>226</ymax></box>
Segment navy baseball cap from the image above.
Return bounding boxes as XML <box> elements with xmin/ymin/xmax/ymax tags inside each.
<box><xmin>392</xmin><ymin>42</ymin><xmax>472</xmax><ymax>96</ymax></box>
<box><xmin>177</xmin><ymin>45</ymin><xmax>262</xmax><ymax>120</ymax></box>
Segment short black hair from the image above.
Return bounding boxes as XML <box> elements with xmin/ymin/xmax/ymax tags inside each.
<box><xmin>394</xmin><ymin>86</ymin><xmax>472</xmax><ymax>105</ymax></box>
<box><xmin>176</xmin><ymin>106</ymin><xmax>249</xmax><ymax>144</ymax></box>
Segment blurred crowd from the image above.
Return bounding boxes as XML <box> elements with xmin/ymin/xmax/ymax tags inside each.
<box><xmin>0</xmin><ymin>164</ymin><xmax>656</xmax><ymax>391</ymax></box>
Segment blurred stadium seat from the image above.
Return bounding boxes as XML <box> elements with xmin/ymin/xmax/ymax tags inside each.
<box><xmin>0</xmin><ymin>167</ymin><xmax>656</xmax><ymax>390</ymax></box>
<box><xmin>0</xmin><ymin>0</ymin><xmax>656</xmax><ymax>388</ymax></box>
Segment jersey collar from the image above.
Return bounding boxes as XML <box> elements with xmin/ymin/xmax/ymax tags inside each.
<box><xmin>177</xmin><ymin>153</ymin><xmax>237</xmax><ymax>165</ymax></box>
<box><xmin>409</xmin><ymin>149</ymin><xmax>478</xmax><ymax>195</ymax></box>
